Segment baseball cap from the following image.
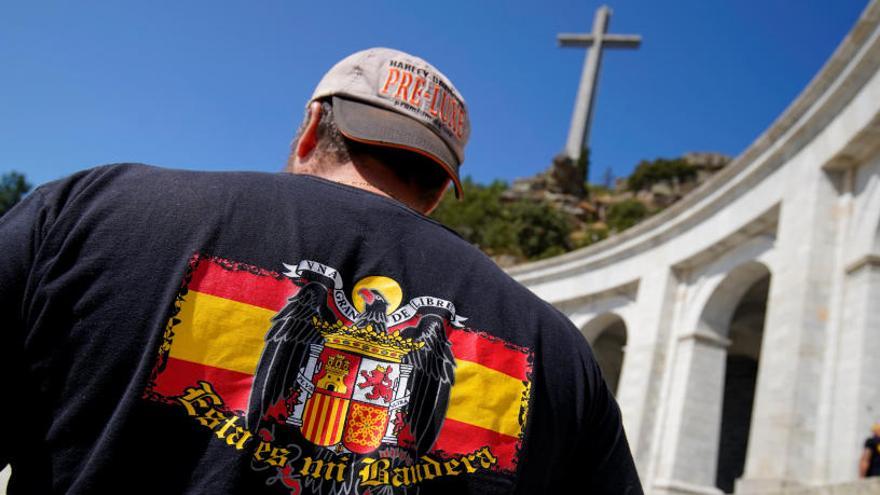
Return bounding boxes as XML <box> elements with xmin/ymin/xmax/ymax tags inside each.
<box><xmin>310</xmin><ymin>47</ymin><xmax>470</xmax><ymax>198</ymax></box>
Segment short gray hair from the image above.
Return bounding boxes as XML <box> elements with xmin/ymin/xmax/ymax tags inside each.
<box><xmin>292</xmin><ymin>100</ymin><xmax>352</xmax><ymax>164</ymax></box>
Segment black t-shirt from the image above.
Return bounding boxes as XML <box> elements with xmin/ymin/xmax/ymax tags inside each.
<box><xmin>0</xmin><ymin>164</ymin><xmax>642</xmax><ymax>494</ymax></box>
<box><xmin>866</xmin><ymin>436</ymin><xmax>880</xmax><ymax>477</ymax></box>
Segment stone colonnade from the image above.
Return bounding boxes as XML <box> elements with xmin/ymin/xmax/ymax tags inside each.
<box><xmin>510</xmin><ymin>2</ymin><xmax>880</xmax><ymax>492</ymax></box>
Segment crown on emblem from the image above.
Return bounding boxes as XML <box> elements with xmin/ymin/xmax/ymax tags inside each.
<box><xmin>325</xmin><ymin>354</ymin><xmax>351</xmax><ymax>375</ymax></box>
<box><xmin>312</xmin><ymin>317</ymin><xmax>425</xmax><ymax>363</ymax></box>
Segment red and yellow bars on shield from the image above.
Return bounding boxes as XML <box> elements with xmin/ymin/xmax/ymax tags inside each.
<box><xmin>302</xmin><ymin>393</ymin><xmax>350</xmax><ymax>447</ymax></box>
<box><xmin>148</xmin><ymin>256</ymin><xmax>532</xmax><ymax>471</ymax></box>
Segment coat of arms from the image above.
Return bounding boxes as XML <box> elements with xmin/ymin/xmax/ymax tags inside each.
<box><xmin>246</xmin><ymin>260</ymin><xmax>465</xmax><ymax>457</ymax></box>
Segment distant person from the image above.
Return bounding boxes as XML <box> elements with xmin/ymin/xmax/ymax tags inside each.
<box><xmin>0</xmin><ymin>47</ymin><xmax>642</xmax><ymax>493</ymax></box>
<box><xmin>860</xmin><ymin>422</ymin><xmax>880</xmax><ymax>478</ymax></box>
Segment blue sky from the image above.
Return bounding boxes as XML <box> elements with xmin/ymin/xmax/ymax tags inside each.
<box><xmin>0</xmin><ymin>1</ymin><xmax>868</xmax><ymax>188</ymax></box>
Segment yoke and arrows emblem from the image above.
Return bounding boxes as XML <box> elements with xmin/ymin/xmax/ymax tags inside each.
<box><xmin>246</xmin><ymin>260</ymin><xmax>464</xmax><ymax>457</ymax></box>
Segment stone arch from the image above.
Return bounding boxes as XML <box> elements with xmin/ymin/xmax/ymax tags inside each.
<box><xmin>582</xmin><ymin>312</ymin><xmax>628</xmax><ymax>396</ymax></box>
<box><xmin>696</xmin><ymin>260</ymin><xmax>771</xmax><ymax>492</ymax></box>
<box><xmin>713</xmin><ymin>268</ymin><xmax>770</xmax><ymax>493</ymax></box>
<box><xmin>677</xmin><ymin>234</ymin><xmax>776</xmax><ymax>340</ymax></box>
<box><xmin>656</xmin><ymin>260</ymin><xmax>772</xmax><ymax>492</ymax></box>
<box><xmin>697</xmin><ymin>261</ymin><xmax>771</xmax><ymax>339</ymax></box>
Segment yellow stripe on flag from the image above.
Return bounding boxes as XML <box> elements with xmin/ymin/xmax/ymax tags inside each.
<box><xmin>167</xmin><ymin>288</ymin><xmax>525</xmax><ymax>439</ymax></box>
<box><xmin>169</xmin><ymin>290</ymin><xmax>272</xmax><ymax>375</ymax></box>
<box><xmin>446</xmin><ymin>360</ymin><xmax>525</xmax><ymax>438</ymax></box>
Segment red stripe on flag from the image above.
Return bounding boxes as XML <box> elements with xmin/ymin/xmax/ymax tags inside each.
<box><xmin>433</xmin><ymin>417</ymin><xmax>520</xmax><ymax>471</ymax></box>
<box><xmin>152</xmin><ymin>356</ymin><xmax>254</xmax><ymax>412</ymax></box>
<box><xmin>448</xmin><ymin>328</ymin><xmax>529</xmax><ymax>382</ymax></box>
<box><xmin>187</xmin><ymin>257</ymin><xmax>531</xmax><ymax>383</ymax></box>
<box><xmin>189</xmin><ymin>259</ymin><xmax>293</xmax><ymax>311</ymax></box>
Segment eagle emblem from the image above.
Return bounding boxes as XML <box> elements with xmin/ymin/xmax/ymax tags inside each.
<box><xmin>246</xmin><ymin>260</ymin><xmax>463</xmax><ymax>458</ymax></box>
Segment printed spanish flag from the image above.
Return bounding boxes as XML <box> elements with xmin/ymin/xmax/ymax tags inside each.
<box><xmin>145</xmin><ymin>255</ymin><xmax>534</xmax><ymax>472</ymax></box>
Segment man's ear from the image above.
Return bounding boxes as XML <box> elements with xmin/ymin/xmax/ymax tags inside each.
<box><xmin>296</xmin><ymin>101</ymin><xmax>323</xmax><ymax>159</ymax></box>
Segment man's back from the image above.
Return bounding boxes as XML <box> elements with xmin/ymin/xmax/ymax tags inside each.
<box><xmin>0</xmin><ymin>164</ymin><xmax>641</xmax><ymax>494</ymax></box>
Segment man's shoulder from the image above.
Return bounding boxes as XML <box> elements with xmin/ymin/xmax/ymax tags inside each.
<box><xmin>37</xmin><ymin>163</ymin><xmax>578</xmax><ymax>333</ymax></box>
<box><xmin>37</xmin><ymin>163</ymin><xmax>245</xmax><ymax>198</ymax></box>
<box><xmin>50</xmin><ymin>162</ymin><xmax>280</xmax><ymax>189</ymax></box>
<box><xmin>36</xmin><ymin>163</ymin><xmax>320</xmax><ymax>210</ymax></box>
<box><xmin>439</xmin><ymin>242</ymin><xmax>589</xmax><ymax>354</ymax></box>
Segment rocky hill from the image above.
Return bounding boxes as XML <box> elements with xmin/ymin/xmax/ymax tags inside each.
<box><xmin>431</xmin><ymin>152</ymin><xmax>732</xmax><ymax>267</ymax></box>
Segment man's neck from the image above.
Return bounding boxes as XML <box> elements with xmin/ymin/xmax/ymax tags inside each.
<box><xmin>287</xmin><ymin>155</ymin><xmax>435</xmax><ymax>214</ymax></box>
<box><xmin>310</xmin><ymin>170</ymin><xmax>393</xmax><ymax>200</ymax></box>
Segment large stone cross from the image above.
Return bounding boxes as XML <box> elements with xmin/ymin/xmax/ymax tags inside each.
<box><xmin>558</xmin><ymin>5</ymin><xmax>641</xmax><ymax>163</ymax></box>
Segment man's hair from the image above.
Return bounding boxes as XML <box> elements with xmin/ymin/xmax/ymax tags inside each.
<box><xmin>293</xmin><ymin>100</ymin><xmax>451</xmax><ymax>199</ymax></box>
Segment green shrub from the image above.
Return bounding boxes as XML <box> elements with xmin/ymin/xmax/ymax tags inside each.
<box><xmin>627</xmin><ymin>158</ymin><xmax>696</xmax><ymax>191</ymax></box>
<box><xmin>606</xmin><ymin>199</ymin><xmax>648</xmax><ymax>232</ymax></box>
<box><xmin>431</xmin><ymin>177</ymin><xmax>572</xmax><ymax>261</ymax></box>
<box><xmin>571</xmin><ymin>224</ymin><xmax>609</xmax><ymax>249</ymax></box>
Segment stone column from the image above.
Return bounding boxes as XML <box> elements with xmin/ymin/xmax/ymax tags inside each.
<box><xmin>652</xmin><ymin>330</ymin><xmax>730</xmax><ymax>494</ymax></box>
<box><xmin>615</xmin><ymin>268</ymin><xmax>679</xmax><ymax>477</ymax></box>
<box><xmin>814</xmin><ymin>159</ymin><xmax>880</xmax><ymax>482</ymax></box>
<box><xmin>825</xmin><ymin>255</ymin><xmax>880</xmax><ymax>481</ymax></box>
<box><xmin>736</xmin><ymin>166</ymin><xmax>840</xmax><ymax>492</ymax></box>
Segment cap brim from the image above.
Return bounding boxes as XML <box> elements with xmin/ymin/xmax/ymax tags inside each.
<box><xmin>331</xmin><ymin>96</ymin><xmax>463</xmax><ymax>199</ymax></box>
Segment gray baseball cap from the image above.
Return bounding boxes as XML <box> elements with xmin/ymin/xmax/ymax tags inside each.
<box><xmin>310</xmin><ymin>47</ymin><xmax>470</xmax><ymax>198</ymax></box>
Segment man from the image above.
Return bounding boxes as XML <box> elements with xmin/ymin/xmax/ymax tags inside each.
<box><xmin>860</xmin><ymin>422</ymin><xmax>880</xmax><ymax>478</ymax></box>
<box><xmin>0</xmin><ymin>48</ymin><xmax>641</xmax><ymax>494</ymax></box>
